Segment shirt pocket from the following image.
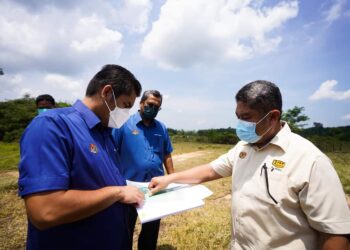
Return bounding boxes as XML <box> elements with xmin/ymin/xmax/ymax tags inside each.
<box><xmin>151</xmin><ymin>134</ymin><xmax>163</xmax><ymax>153</ymax></box>
<box><xmin>242</xmin><ymin>166</ymin><xmax>288</xmax><ymax>206</ymax></box>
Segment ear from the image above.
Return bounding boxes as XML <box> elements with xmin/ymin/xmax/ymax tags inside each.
<box><xmin>270</xmin><ymin>109</ymin><xmax>281</xmax><ymax>122</ymax></box>
<box><xmin>139</xmin><ymin>100</ymin><xmax>144</xmax><ymax>110</ymax></box>
<box><xmin>101</xmin><ymin>85</ymin><xmax>113</xmax><ymax>100</ymax></box>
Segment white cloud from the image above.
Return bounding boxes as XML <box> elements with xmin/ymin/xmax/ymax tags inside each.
<box><xmin>45</xmin><ymin>74</ymin><xmax>81</xmax><ymax>90</ymax></box>
<box><xmin>157</xmin><ymin>94</ymin><xmax>234</xmax><ymax>129</ymax></box>
<box><xmin>309</xmin><ymin>80</ymin><xmax>350</xmax><ymax>101</ymax></box>
<box><xmin>0</xmin><ymin>71</ymin><xmax>85</xmax><ymax>101</ymax></box>
<box><xmin>70</xmin><ymin>15</ymin><xmax>123</xmax><ymax>53</ymax></box>
<box><xmin>0</xmin><ymin>73</ymin><xmax>27</xmax><ymax>100</ymax></box>
<box><xmin>323</xmin><ymin>0</ymin><xmax>346</xmax><ymax>23</ymax></box>
<box><xmin>44</xmin><ymin>74</ymin><xmax>84</xmax><ymax>99</ymax></box>
<box><xmin>141</xmin><ymin>0</ymin><xmax>298</xmax><ymax>70</ymax></box>
<box><xmin>117</xmin><ymin>0</ymin><xmax>152</xmax><ymax>33</ymax></box>
<box><xmin>0</xmin><ymin>1</ymin><xmax>124</xmax><ymax>74</ymax></box>
<box><xmin>342</xmin><ymin>114</ymin><xmax>350</xmax><ymax>120</ymax></box>
<box><xmin>19</xmin><ymin>88</ymin><xmax>36</xmax><ymax>97</ymax></box>
<box><xmin>0</xmin><ymin>3</ymin><xmax>47</xmax><ymax>58</ymax></box>
<box><xmin>0</xmin><ymin>74</ymin><xmax>23</xmax><ymax>90</ymax></box>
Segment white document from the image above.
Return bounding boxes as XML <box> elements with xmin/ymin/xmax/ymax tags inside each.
<box><xmin>126</xmin><ymin>180</ymin><xmax>213</xmax><ymax>224</ymax></box>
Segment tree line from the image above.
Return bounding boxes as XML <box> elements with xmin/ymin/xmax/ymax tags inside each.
<box><xmin>0</xmin><ymin>97</ymin><xmax>349</xmax><ymax>152</ymax></box>
<box><xmin>0</xmin><ymin>96</ymin><xmax>70</xmax><ymax>142</ymax></box>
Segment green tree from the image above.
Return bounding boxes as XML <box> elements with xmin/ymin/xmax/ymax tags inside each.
<box><xmin>0</xmin><ymin>97</ymin><xmax>72</xmax><ymax>142</ymax></box>
<box><xmin>281</xmin><ymin>106</ymin><xmax>309</xmax><ymax>133</ymax></box>
<box><xmin>0</xmin><ymin>97</ymin><xmax>37</xmax><ymax>141</ymax></box>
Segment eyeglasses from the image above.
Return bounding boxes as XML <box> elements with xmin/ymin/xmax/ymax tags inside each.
<box><xmin>260</xmin><ymin>163</ymin><xmax>278</xmax><ymax>204</ymax></box>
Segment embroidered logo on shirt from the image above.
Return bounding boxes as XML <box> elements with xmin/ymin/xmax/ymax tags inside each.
<box><xmin>89</xmin><ymin>143</ymin><xmax>98</xmax><ymax>154</ymax></box>
<box><xmin>272</xmin><ymin>159</ymin><xmax>285</xmax><ymax>171</ymax></box>
<box><xmin>132</xmin><ymin>129</ymin><xmax>139</xmax><ymax>135</ymax></box>
<box><xmin>239</xmin><ymin>151</ymin><xmax>247</xmax><ymax>159</ymax></box>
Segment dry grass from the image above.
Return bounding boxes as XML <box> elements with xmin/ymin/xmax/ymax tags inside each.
<box><xmin>0</xmin><ymin>188</ymin><xmax>26</xmax><ymax>250</ymax></box>
<box><xmin>155</xmin><ymin>179</ymin><xmax>232</xmax><ymax>249</ymax></box>
<box><xmin>131</xmin><ymin>142</ymin><xmax>233</xmax><ymax>249</ymax></box>
<box><xmin>327</xmin><ymin>152</ymin><xmax>350</xmax><ymax>193</ymax></box>
<box><xmin>0</xmin><ymin>142</ymin><xmax>20</xmax><ymax>172</ymax></box>
<box><xmin>0</xmin><ymin>142</ymin><xmax>349</xmax><ymax>250</ymax></box>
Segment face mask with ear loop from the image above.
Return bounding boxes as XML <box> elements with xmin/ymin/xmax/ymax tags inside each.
<box><xmin>104</xmin><ymin>88</ymin><xmax>130</xmax><ymax>128</ymax></box>
<box><xmin>236</xmin><ymin>111</ymin><xmax>273</xmax><ymax>143</ymax></box>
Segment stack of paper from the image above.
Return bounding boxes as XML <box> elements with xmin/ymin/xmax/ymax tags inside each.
<box><xmin>127</xmin><ymin>180</ymin><xmax>213</xmax><ymax>224</ymax></box>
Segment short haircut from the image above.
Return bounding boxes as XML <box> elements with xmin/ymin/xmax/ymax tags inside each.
<box><xmin>35</xmin><ymin>94</ymin><xmax>55</xmax><ymax>106</ymax></box>
<box><xmin>85</xmin><ymin>64</ymin><xmax>142</xmax><ymax>98</ymax></box>
<box><xmin>235</xmin><ymin>80</ymin><xmax>282</xmax><ymax>115</ymax></box>
<box><xmin>140</xmin><ymin>90</ymin><xmax>163</xmax><ymax>105</ymax></box>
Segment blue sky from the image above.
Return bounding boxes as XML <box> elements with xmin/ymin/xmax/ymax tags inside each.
<box><xmin>0</xmin><ymin>0</ymin><xmax>349</xmax><ymax>130</ymax></box>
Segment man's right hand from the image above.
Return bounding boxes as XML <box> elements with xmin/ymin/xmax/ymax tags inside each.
<box><xmin>118</xmin><ymin>186</ymin><xmax>145</xmax><ymax>207</ymax></box>
<box><xmin>148</xmin><ymin>176</ymin><xmax>170</xmax><ymax>195</ymax></box>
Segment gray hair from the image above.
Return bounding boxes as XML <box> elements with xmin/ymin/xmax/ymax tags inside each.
<box><xmin>140</xmin><ymin>90</ymin><xmax>163</xmax><ymax>105</ymax></box>
<box><xmin>235</xmin><ymin>80</ymin><xmax>282</xmax><ymax>114</ymax></box>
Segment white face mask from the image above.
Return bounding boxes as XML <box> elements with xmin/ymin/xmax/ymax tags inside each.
<box><xmin>104</xmin><ymin>90</ymin><xmax>130</xmax><ymax>128</ymax></box>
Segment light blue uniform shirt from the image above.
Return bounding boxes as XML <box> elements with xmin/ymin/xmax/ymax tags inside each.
<box><xmin>112</xmin><ymin>112</ymin><xmax>173</xmax><ymax>182</ymax></box>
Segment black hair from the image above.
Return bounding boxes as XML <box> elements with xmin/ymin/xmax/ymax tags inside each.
<box><xmin>235</xmin><ymin>80</ymin><xmax>282</xmax><ymax>114</ymax></box>
<box><xmin>85</xmin><ymin>64</ymin><xmax>142</xmax><ymax>98</ymax></box>
<box><xmin>140</xmin><ymin>90</ymin><xmax>163</xmax><ymax>105</ymax></box>
<box><xmin>35</xmin><ymin>94</ymin><xmax>55</xmax><ymax>106</ymax></box>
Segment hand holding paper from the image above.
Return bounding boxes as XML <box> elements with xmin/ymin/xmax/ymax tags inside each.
<box><xmin>127</xmin><ymin>180</ymin><xmax>213</xmax><ymax>224</ymax></box>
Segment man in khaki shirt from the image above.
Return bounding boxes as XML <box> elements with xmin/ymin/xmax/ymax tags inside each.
<box><xmin>149</xmin><ymin>80</ymin><xmax>350</xmax><ymax>249</ymax></box>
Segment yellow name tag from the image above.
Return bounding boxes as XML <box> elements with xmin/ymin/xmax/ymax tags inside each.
<box><xmin>272</xmin><ymin>160</ymin><xmax>285</xmax><ymax>169</ymax></box>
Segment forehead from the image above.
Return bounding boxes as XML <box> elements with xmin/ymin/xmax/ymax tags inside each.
<box><xmin>37</xmin><ymin>100</ymin><xmax>54</xmax><ymax>107</ymax></box>
<box><xmin>142</xmin><ymin>94</ymin><xmax>161</xmax><ymax>104</ymax></box>
<box><xmin>235</xmin><ymin>101</ymin><xmax>261</xmax><ymax>117</ymax></box>
<box><xmin>118</xmin><ymin>92</ymin><xmax>137</xmax><ymax>105</ymax></box>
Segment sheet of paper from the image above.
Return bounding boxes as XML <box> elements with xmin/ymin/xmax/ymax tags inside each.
<box><xmin>127</xmin><ymin>180</ymin><xmax>213</xmax><ymax>223</ymax></box>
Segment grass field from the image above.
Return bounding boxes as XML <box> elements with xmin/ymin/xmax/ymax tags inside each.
<box><xmin>0</xmin><ymin>142</ymin><xmax>349</xmax><ymax>249</ymax></box>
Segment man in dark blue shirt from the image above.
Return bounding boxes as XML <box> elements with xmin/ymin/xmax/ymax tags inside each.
<box><xmin>18</xmin><ymin>64</ymin><xmax>144</xmax><ymax>250</ymax></box>
<box><xmin>35</xmin><ymin>94</ymin><xmax>56</xmax><ymax>114</ymax></box>
<box><xmin>112</xmin><ymin>90</ymin><xmax>174</xmax><ymax>250</ymax></box>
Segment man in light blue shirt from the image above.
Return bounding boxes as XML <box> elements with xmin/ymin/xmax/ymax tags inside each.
<box><xmin>113</xmin><ymin>90</ymin><xmax>174</xmax><ymax>250</ymax></box>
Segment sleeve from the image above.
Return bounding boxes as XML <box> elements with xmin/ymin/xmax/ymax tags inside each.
<box><xmin>18</xmin><ymin>116</ymin><xmax>71</xmax><ymax>197</ymax></box>
<box><xmin>299</xmin><ymin>154</ymin><xmax>350</xmax><ymax>234</ymax></box>
<box><xmin>209</xmin><ymin>147</ymin><xmax>236</xmax><ymax>177</ymax></box>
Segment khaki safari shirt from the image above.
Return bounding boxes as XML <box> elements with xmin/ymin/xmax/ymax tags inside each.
<box><xmin>210</xmin><ymin>122</ymin><xmax>350</xmax><ymax>249</ymax></box>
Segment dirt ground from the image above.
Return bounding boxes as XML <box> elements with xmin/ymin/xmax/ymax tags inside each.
<box><xmin>172</xmin><ymin>150</ymin><xmax>212</xmax><ymax>162</ymax></box>
<box><xmin>1</xmin><ymin>171</ymin><xmax>19</xmax><ymax>178</ymax></box>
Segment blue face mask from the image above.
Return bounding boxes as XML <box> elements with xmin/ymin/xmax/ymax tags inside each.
<box><xmin>37</xmin><ymin>108</ymin><xmax>49</xmax><ymax>114</ymax></box>
<box><xmin>236</xmin><ymin>111</ymin><xmax>272</xmax><ymax>143</ymax></box>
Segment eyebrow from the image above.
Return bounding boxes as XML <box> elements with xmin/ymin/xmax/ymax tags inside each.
<box><xmin>235</xmin><ymin>112</ymin><xmax>251</xmax><ymax>118</ymax></box>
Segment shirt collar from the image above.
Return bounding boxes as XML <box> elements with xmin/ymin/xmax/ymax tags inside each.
<box><xmin>73</xmin><ymin>100</ymin><xmax>101</xmax><ymax>129</ymax></box>
<box><xmin>242</xmin><ymin>121</ymin><xmax>291</xmax><ymax>152</ymax></box>
<box><xmin>267</xmin><ymin>121</ymin><xmax>291</xmax><ymax>152</ymax></box>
